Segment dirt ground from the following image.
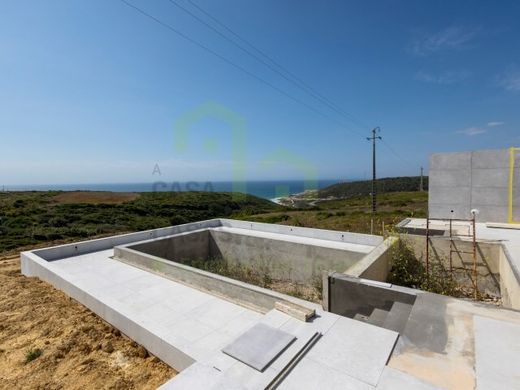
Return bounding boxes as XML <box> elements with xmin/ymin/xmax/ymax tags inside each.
<box><xmin>0</xmin><ymin>256</ymin><xmax>175</xmax><ymax>390</ymax></box>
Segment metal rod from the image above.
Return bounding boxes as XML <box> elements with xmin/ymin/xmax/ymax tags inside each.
<box><xmin>472</xmin><ymin>215</ymin><xmax>478</xmax><ymax>299</ymax></box>
<box><xmin>449</xmin><ymin>219</ymin><xmax>453</xmax><ymax>273</ymax></box>
<box><xmin>425</xmin><ymin>217</ymin><xmax>430</xmax><ymax>276</ymax></box>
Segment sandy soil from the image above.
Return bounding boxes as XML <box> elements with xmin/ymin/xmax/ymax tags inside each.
<box><xmin>0</xmin><ymin>256</ymin><xmax>175</xmax><ymax>390</ymax></box>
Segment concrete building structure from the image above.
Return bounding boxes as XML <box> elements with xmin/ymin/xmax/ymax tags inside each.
<box><xmin>21</xmin><ymin>219</ymin><xmax>520</xmax><ymax>389</ymax></box>
<box><xmin>429</xmin><ymin>147</ymin><xmax>520</xmax><ymax>223</ymax></box>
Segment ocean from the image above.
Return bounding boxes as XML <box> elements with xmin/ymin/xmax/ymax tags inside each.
<box><xmin>4</xmin><ymin>180</ymin><xmax>342</xmax><ymax>201</ymax></box>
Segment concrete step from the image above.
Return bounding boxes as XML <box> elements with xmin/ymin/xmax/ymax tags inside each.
<box><xmin>383</xmin><ymin>301</ymin><xmax>413</xmax><ymax>333</ymax></box>
<box><xmin>367</xmin><ymin>308</ymin><xmax>389</xmax><ymax>327</ymax></box>
<box><xmin>353</xmin><ymin>313</ymin><xmax>370</xmax><ymax>322</ymax></box>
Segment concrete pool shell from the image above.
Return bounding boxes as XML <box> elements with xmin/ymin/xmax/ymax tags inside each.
<box><xmin>20</xmin><ymin>218</ymin><xmax>520</xmax><ymax>389</ymax></box>
<box><xmin>112</xmin><ymin>220</ymin><xmax>388</xmax><ymax>313</ymax></box>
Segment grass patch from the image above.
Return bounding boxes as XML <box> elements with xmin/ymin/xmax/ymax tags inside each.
<box><xmin>238</xmin><ymin>191</ymin><xmax>427</xmax><ymax>236</ymax></box>
<box><xmin>25</xmin><ymin>348</ymin><xmax>42</xmax><ymax>363</ymax></box>
<box><xmin>388</xmin><ymin>239</ymin><xmax>462</xmax><ymax>297</ymax></box>
<box><xmin>52</xmin><ymin>191</ymin><xmax>140</xmax><ymax>205</ymax></box>
<box><xmin>0</xmin><ymin>191</ymin><xmax>281</xmax><ymax>253</ymax></box>
<box><xmin>181</xmin><ymin>257</ymin><xmax>322</xmax><ymax>303</ymax></box>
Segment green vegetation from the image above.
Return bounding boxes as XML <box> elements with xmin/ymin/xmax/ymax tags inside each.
<box><xmin>182</xmin><ymin>257</ymin><xmax>274</xmax><ymax>289</ymax></box>
<box><xmin>237</xmin><ymin>191</ymin><xmax>427</xmax><ymax>236</ymax></box>
<box><xmin>0</xmin><ymin>191</ymin><xmax>279</xmax><ymax>253</ymax></box>
<box><xmin>318</xmin><ymin>176</ymin><xmax>428</xmax><ymax>199</ymax></box>
<box><xmin>0</xmin><ymin>178</ymin><xmax>429</xmax><ymax>254</ymax></box>
<box><xmin>25</xmin><ymin>348</ymin><xmax>42</xmax><ymax>363</ymax></box>
<box><xmin>388</xmin><ymin>239</ymin><xmax>461</xmax><ymax>297</ymax></box>
<box><xmin>182</xmin><ymin>257</ymin><xmax>322</xmax><ymax>302</ymax></box>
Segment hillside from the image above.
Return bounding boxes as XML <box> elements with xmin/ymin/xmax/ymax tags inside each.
<box><xmin>0</xmin><ymin>191</ymin><xmax>280</xmax><ymax>252</ymax></box>
<box><xmin>239</xmin><ymin>191</ymin><xmax>427</xmax><ymax>236</ymax></box>
<box><xmin>318</xmin><ymin>176</ymin><xmax>428</xmax><ymax>199</ymax></box>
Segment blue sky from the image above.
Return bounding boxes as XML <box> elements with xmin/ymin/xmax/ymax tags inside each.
<box><xmin>1</xmin><ymin>0</ymin><xmax>519</xmax><ymax>185</ymax></box>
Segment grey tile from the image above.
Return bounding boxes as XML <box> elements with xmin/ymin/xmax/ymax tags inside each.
<box><xmin>306</xmin><ymin>317</ymin><xmax>398</xmax><ymax>386</ymax></box>
<box><xmin>278</xmin><ymin>357</ymin><xmax>373</xmax><ymax>390</ymax></box>
<box><xmin>377</xmin><ymin>367</ymin><xmax>440</xmax><ymax>389</ymax></box>
<box><xmin>474</xmin><ymin>316</ymin><xmax>520</xmax><ymax>390</ymax></box>
<box><xmin>222</xmin><ymin>323</ymin><xmax>296</xmax><ymax>372</ymax></box>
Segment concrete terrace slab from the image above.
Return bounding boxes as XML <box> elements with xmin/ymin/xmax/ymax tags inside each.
<box><xmin>26</xmin><ymin>249</ymin><xmax>263</xmax><ymax>368</ymax></box>
<box><xmin>376</xmin><ymin>367</ymin><xmax>440</xmax><ymax>390</ymax></box>
<box><xmin>474</xmin><ymin>316</ymin><xmax>520</xmax><ymax>389</ymax></box>
<box><xmin>162</xmin><ymin>308</ymin><xmax>399</xmax><ymax>390</ymax></box>
<box><xmin>304</xmin><ymin>317</ymin><xmax>398</xmax><ymax>386</ymax></box>
<box><xmin>36</xmin><ymin>219</ymin><xmax>520</xmax><ymax>389</ymax></box>
<box><xmin>222</xmin><ymin>323</ymin><xmax>296</xmax><ymax>371</ymax></box>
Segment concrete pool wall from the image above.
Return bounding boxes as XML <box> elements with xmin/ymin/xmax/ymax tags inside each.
<box><xmin>122</xmin><ymin>226</ymin><xmax>374</xmax><ymax>284</ymax></box>
<box><xmin>111</xmin><ymin>219</ymin><xmax>391</xmax><ymax>312</ymax></box>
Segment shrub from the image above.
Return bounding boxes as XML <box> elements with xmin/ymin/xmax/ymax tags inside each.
<box><xmin>388</xmin><ymin>238</ymin><xmax>461</xmax><ymax>297</ymax></box>
<box><xmin>25</xmin><ymin>348</ymin><xmax>42</xmax><ymax>363</ymax></box>
<box><xmin>388</xmin><ymin>240</ymin><xmax>425</xmax><ymax>289</ymax></box>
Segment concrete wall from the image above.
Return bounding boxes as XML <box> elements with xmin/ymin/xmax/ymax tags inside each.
<box><xmin>324</xmin><ymin>272</ymin><xmax>416</xmax><ymax>334</ymax></box>
<box><xmin>499</xmin><ymin>245</ymin><xmax>520</xmax><ymax>309</ymax></box>
<box><xmin>129</xmin><ymin>230</ymin><xmax>210</xmax><ymax>262</ymax></box>
<box><xmin>429</xmin><ymin>148</ymin><xmax>520</xmax><ymax>222</ymax></box>
<box><xmin>344</xmin><ymin>237</ymin><xmax>398</xmax><ymax>282</ymax></box>
<box><xmin>219</xmin><ymin>219</ymin><xmax>383</xmax><ymax>247</ymax></box>
<box><xmin>209</xmin><ymin>229</ymin><xmax>365</xmax><ymax>284</ymax></box>
<box><xmin>402</xmin><ymin>234</ymin><xmax>501</xmax><ymax>296</ymax></box>
<box><xmin>30</xmin><ymin>220</ymin><xmax>221</xmax><ymax>262</ymax></box>
<box><xmin>114</xmin><ymin>246</ymin><xmax>320</xmax><ymax>314</ymax></box>
<box><xmin>126</xmin><ymin>228</ymin><xmax>368</xmax><ymax>284</ymax></box>
<box><xmin>21</xmin><ymin>250</ymin><xmax>196</xmax><ymax>371</ymax></box>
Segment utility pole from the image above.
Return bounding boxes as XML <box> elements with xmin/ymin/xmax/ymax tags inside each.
<box><xmin>420</xmin><ymin>166</ymin><xmax>424</xmax><ymax>192</ymax></box>
<box><xmin>367</xmin><ymin>127</ymin><xmax>382</xmax><ymax>213</ymax></box>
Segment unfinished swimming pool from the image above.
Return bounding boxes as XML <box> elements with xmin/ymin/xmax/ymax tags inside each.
<box><xmin>113</xmin><ymin>219</ymin><xmax>390</xmax><ymax>311</ymax></box>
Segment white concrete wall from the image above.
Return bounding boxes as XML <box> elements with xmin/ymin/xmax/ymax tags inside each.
<box><xmin>499</xmin><ymin>245</ymin><xmax>520</xmax><ymax>310</ymax></box>
<box><xmin>209</xmin><ymin>229</ymin><xmax>366</xmax><ymax>283</ymax></box>
<box><xmin>429</xmin><ymin>148</ymin><xmax>520</xmax><ymax>223</ymax></box>
<box><xmin>343</xmin><ymin>237</ymin><xmax>398</xmax><ymax>282</ymax></box>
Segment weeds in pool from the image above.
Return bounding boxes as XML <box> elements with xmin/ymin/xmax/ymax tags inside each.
<box><xmin>182</xmin><ymin>257</ymin><xmax>322</xmax><ymax>303</ymax></box>
<box><xmin>25</xmin><ymin>348</ymin><xmax>42</xmax><ymax>363</ymax></box>
<box><xmin>388</xmin><ymin>239</ymin><xmax>461</xmax><ymax>297</ymax></box>
<box><xmin>311</xmin><ymin>274</ymin><xmax>323</xmax><ymax>301</ymax></box>
<box><xmin>287</xmin><ymin>284</ymin><xmax>305</xmax><ymax>299</ymax></box>
<box><xmin>183</xmin><ymin>257</ymin><xmax>273</xmax><ymax>288</ymax></box>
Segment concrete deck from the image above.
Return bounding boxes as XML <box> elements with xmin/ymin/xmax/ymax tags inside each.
<box><xmin>393</xmin><ymin>218</ymin><xmax>520</xmax><ymax>389</ymax></box>
<box><xmin>22</xmin><ymin>246</ymin><xmax>420</xmax><ymax>389</ymax></box>
<box><xmin>21</xmin><ymin>220</ymin><xmax>520</xmax><ymax>389</ymax></box>
<box><xmin>24</xmin><ymin>249</ymin><xmax>264</xmax><ymax>369</ymax></box>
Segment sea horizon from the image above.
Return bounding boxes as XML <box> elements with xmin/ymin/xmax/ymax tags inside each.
<box><xmin>1</xmin><ymin>179</ymin><xmax>350</xmax><ymax>200</ymax></box>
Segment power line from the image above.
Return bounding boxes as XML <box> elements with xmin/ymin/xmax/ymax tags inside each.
<box><xmin>176</xmin><ymin>1</ymin><xmax>420</xmax><ymax>172</ymax></box>
<box><xmin>171</xmin><ymin>0</ymin><xmax>370</xmax><ymax>131</ymax></box>
<box><xmin>120</xmin><ymin>1</ymin><xmax>413</xmax><ymax>171</ymax></box>
<box><xmin>119</xmin><ymin>0</ymin><xmax>365</xmax><ymax>138</ymax></box>
<box><xmin>380</xmin><ymin>138</ymin><xmax>412</xmax><ymax>167</ymax></box>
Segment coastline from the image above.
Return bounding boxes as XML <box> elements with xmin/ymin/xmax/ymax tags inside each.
<box><xmin>3</xmin><ymin>180</ymin><xmax>340</xmax><ymax>202</ymax></box>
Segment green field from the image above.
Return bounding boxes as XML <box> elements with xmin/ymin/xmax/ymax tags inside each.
<box><xmin>0</xmin><ymin>191</ymin><xmax>279</xmax><ymax>253</ymax></box>
<box><xmin>236</xmin><ymin>191</ymin><xmax>427</xmax><ymax>235</ymax></box>
<box><xmin>317</xmin><ymin>176</ymin><xmax>428</xmax><ymax>198</ymax></box>
<box><xmin>0</xmin><ymin>188</ymin><xmax>427</xmax><ymax>254</ymax></box>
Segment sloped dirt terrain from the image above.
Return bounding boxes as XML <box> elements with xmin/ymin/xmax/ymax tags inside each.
<box><xmin>0</xmin><ymin>256</ymin><xmax>175</xmax><ymax>390</ymax></box>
